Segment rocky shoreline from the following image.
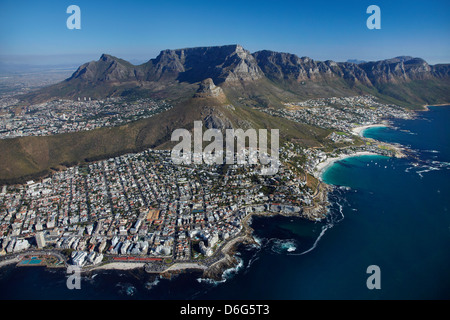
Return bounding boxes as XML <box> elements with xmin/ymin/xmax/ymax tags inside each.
<box><xmin>421</xmin><ymin>103</ymin><xmax>450</xmax><ymax>111</ymax></box>
<box><xmin>0</xmin><ymin>185</ymin><xmax>332</xmax><ymax>283</ymax></box>
<box><xmin>0</xmin><ymin>147</ymin><xmax>333</xmax><ymax>282</ymax></box>
<box><xmin>145</xmin><ymin>189</ymin><xmax>331</xmax><ymax>282</ymax></box>
<box><xmin>196</xmin><ymin>184</ymin><xmax>331</xmax><ymax>281</ymax></box>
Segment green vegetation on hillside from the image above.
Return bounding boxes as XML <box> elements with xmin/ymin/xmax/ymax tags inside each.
<box><xmin>0</xmin><ymin>97</ymin><xmax>329</xmax><ymax>184</ymax></box>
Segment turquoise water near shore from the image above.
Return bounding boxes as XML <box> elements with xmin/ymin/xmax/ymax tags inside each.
<box><xmin>0</xmin><ymin>106</ymin><xmax>449</xmax><ymax>300</ymax></box>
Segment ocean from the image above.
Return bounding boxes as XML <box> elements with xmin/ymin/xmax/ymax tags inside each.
<box><xmin>0</xmin><ymin>106</ymin><xmax>449</xmax><ymax>300</ymax></box>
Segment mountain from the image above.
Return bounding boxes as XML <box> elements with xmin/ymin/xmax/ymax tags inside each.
<box><xmin>0</xmin><ymin>89</ymin><xmax>329</xmax><ymax>184</ymax></box>
<box><xmin>359</xmin><ymin>56</ymin><xmax>437</xmax><ymax>84</ymax></box>
<box><xmin>3</xmin><ymin>45</ymin><xmax>449</xmax><ymax>183</ymax></box>
<box><xmin>68</xmin><ymin>54</ymin><xmax>139</xmax><ymax>82</ymax></box>
<box><xmin>72</xmin><ymin>45</ymin><xmax>264</xmax><ymax>84</ymax></box>
<box><xmin>21</xmin><ymin>45</ymin><xmax>263</xmax><ymax>103</ymax></box>
<box><xmin>251</xmin><ymin>51</ymin><xmax>449</xmax><ymax>105</ymax></box>
<box><xmin>22</xmin><ymin>45</ymin><xmax>450</xmax><ymax>108</ymax></box>
<box><xmin>347</xmin><ymin>59</ymin><xmax>367</xmax><ymax>64</ymax></box>
<box><xmin>253</xmin><ymin>50</ymin><xmax>370</xmax><ymax>84</ymax></box>
<box><xmin>150</xmin><ymin>45</ymin><xmax>264</xmax><ymax>84</ymax></box>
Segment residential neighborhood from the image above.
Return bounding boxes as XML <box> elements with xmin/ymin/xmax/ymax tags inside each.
<box><xmin>260</xmin><ymin>95</ymin><xmax>413</xmax><ymax>133</ymax></box>
<box><xmin>0</xmin><ymin>97</ymin><xmax>172</xmax><ymax>139</ymax></box>
<box><xmin>0</xmin><ymin>148</ymin><xmax>320</xmax><ymax>268</ymax></box>
<box><xmin>0</xmin><ymin>94</ymin><xmax>412</xmax><ymax>269</ymax></box>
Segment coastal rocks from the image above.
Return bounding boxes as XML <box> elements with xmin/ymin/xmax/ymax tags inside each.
<box><xmin>303</xmin><ymin>205</ymin><xmax>328</xmax><ymax>221</ymax></box>
<box><xmin>202</xmin><ymin>255</ymin><xmax>238</xmax><ymax>281</ymax></box>
<box><xmin>202</xmin><ymin>235</ymin><xmax>256</xmax><ymax>281</ymax></box>
<box><xmin>302</xmin><ymin>183</ymin><xmax>331</xmax><ymax>221</ymax></box>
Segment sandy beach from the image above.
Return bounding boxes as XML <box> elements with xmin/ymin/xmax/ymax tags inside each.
<box><xmin>314</xmin><ymin>151</ymin><xmax>380</xmax><ymax>179</ymax></box>
<box><xmin>88</xmin><ymin>262</ymin><xmax>146</xmax><ymax>271</ymax></box>
<box><xmin>351</xmin><ymin>123</ymin><xmax>387</xmax><ymax>136</ymax></box>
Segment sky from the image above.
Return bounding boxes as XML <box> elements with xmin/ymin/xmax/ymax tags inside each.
<box><xmin>0</xmin><ymin>0</ymin><xmax>449</xmax><ymax>66</ymax></box>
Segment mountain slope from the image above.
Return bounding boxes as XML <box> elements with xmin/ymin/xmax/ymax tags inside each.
<box><xmin>252</xmin><ymin>51</ymin><xmax>450</xmax><ymax>107</ymax></box>
<box><xmin>22</xmin><ymin>45</ymin><xmax>450</xmax><ymax>108</ymax></box>
<box><xmin>0</xmin><ymin>92</ymin><xmax>329</xmax><ymax>184</ymax></box>
<box><xmin>4</xmin><ymin>45</ymin><xmax>449</xmax><ymax>182</ymax></box>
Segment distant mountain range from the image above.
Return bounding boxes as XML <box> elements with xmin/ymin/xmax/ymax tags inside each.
<box><xmin>346</xmin><ymin>59</ymin><xmax>367</xmax><ymax>64</ymax></box>
<box><xmin>24</xmin><ymin>44</ymin><xmax>450</xmax><ymax>108</ymax></box>
<box><xmin>2</xmin><ymin>45</ymin><xmax>449</xmax><ymax>183</ymax></box>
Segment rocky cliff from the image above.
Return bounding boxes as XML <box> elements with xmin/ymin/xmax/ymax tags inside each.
<box><xmin>24</xmin><ymin>44</ymin><xmax>450</xmax><ymax>107</ymax></box>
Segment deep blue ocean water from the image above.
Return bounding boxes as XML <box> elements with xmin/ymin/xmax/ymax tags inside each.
<box><xmin>0</xmin><ymin>106</ymin><xmax>449</xmax><ymax>300</ymax></box>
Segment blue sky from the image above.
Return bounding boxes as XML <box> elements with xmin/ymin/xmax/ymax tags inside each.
<box><xmin>0</xmin><ymin>0</ymin><xmax>449</xmax><ymax>66</ymax></box>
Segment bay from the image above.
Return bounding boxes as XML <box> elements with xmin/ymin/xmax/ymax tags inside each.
<box><xmin>1</xmin><ymin>106</ymin><xmax>449</xmax><ymax>300</ymax></box>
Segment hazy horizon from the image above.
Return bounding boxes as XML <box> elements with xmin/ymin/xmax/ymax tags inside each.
<box><xmin>1</xmin><ymin>0</ymin><xmax>449</xmax><ymax>67</ymax></box>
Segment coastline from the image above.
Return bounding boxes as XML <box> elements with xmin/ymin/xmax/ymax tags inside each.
<box><xmin>1</xmin><ymin>194</ymin><xmax>332</xmax><ymax>280</ymax></box>
<box><xmin>0</xmin><ymin>212</ymin><xmax>291</xmax><ymax>281</ymax></box>
<box><xmin>0</xmin><ymin>256</ymin><xmax>21</xmax><ymax>268</ymax></box>
<box><xmin>0</xmin><ymin>125</ymin><xmax>405</xmax><ymax>280</ymax></box>
<box><xmin>420</xmin><ymin>103</ymin><xmax>450</xmax><ymax>112</ymax></box>
<box><xmin>1</xmin><ymin>103</ymin><xmax>448</xmax><ymax>299</ymax></box>
<box><xmin>88</xmin><ymin>262</ymin><xmax>146</xmax><ymax>272</ymax></box>
<box><xmin>314</xmin><ymin>151</ymin><xmax>380</xmax><ymax>180</ymax></box>
<box><xmin>351</xmin><ymin>123</ymin><xmax>388</xmax><ymax>137</ymax></box>
<box><xmin>0</xmin><ymin>129</ymin><xmax>403</xmax><ymax>281</ymax></box>
<box><xmin>159</xmin><ymin>203</ymin><xmax>329</xmax><ymax>280</ymax></box>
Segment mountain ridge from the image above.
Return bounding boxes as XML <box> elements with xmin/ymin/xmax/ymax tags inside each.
<box><xmin>3</xmin><ymin>44</ymin><xmax>449</xmax><ymax>183</ymax></box>
<box><xmin>22</xmin><ymin>44</ymin><xmax>450</xmax><ymax>108</ymax></box>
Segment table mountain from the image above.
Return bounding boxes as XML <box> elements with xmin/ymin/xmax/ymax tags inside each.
<box><xmin>23</xmin><ymin>44</ymin><xmax>449</xmax><ymax>108</ymax></box>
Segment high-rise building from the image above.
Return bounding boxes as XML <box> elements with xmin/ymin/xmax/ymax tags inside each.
<box><xmin>35</xmin><ymin>232</ymin><xmax>46</xmax><ymax>249</ymax></box>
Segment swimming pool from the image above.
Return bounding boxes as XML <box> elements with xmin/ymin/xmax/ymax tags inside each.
<box><xmin>20</xmin><ymin>257</ymin><xmax>42</xmax><ymax>265</ymax></box>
